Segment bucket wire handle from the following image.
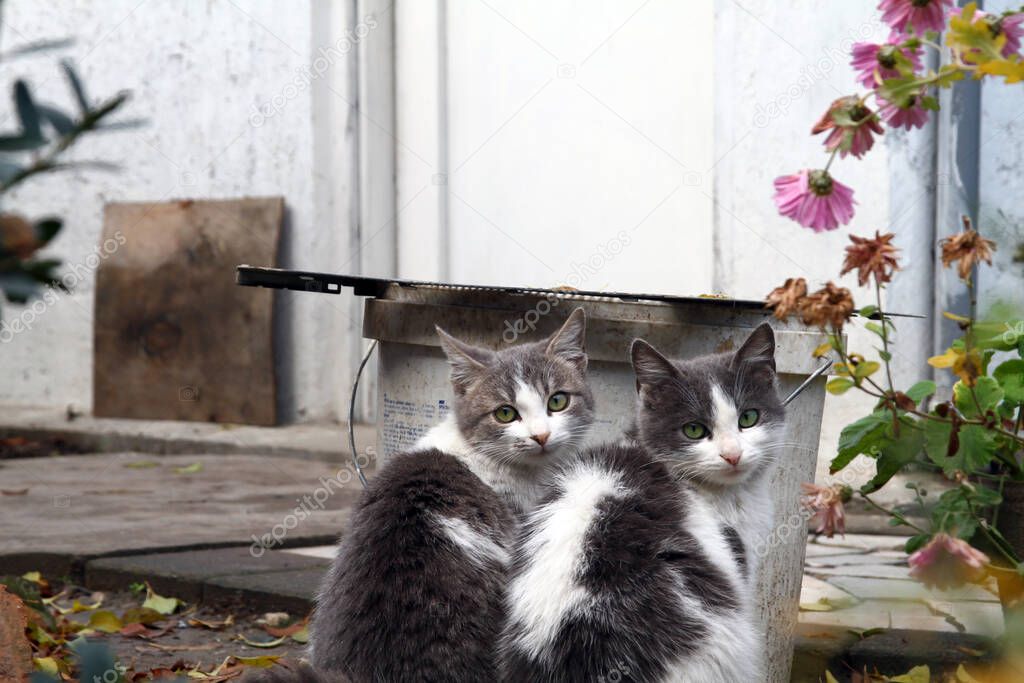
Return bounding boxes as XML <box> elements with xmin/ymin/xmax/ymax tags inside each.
<box><xmin>348</xmin><ymin>340</ymin><xmax>378</xmax><ymax>489</ymax></box>
<box><xmin>782</xmin><ymin>357</ymin><xmax>832</xmax><ymax>407</ymax></box>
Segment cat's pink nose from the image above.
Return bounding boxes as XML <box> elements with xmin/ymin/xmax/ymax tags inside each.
<box><xmin>531</xmin><ymin>432</ymin><xmax>550</xmax><ymax>447</ymax></box>
<box><xmin>721</xmin><ymin>451</ymin><xmax>742</xmax><ymax>467</ymax></box>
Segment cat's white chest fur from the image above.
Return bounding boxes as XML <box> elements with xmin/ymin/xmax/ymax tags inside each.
<box><xmin>692</xmin><ymin>475</ymin><xmax>774</xmax><ymax>584</ymax></box>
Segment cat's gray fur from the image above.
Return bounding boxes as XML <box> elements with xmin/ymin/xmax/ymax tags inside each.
<box><xmin>500</xmin><ymin>323</ymin><xmax>784</xmax><ymax>682</ymax></box>
<box><xmin>308</xmin><ymin>309</ymin><xmax>594</xmax><ymax>682</ymax></box>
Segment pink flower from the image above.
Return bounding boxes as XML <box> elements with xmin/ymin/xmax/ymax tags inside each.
<box><xmin>850</xmin><ymin>42</ymin><xmax>924</xmax><ymax>88</ymax></box>
<box><xmin>879</xmin><ymin>0</ymin><xmax>953</xmax><ymax>37</ymax></box>
<box><xmin>908</xmin><ymin>533</ymin><xmax>990</xmax><ymax>590</ymax></box>
<box><xmin>956</xmin><ymin>8</ymin><xmax>1024</xmax><ymax>57</ymax></box>
<box><xmin>773</xmin><ymin>170</ymin><xmax>856</xmax><ymax>233</ymax></box>
<box><xmin>801</xmin><ymin>483</ymin><xmax>850</xmax><ymax>537</ymax></box>
<box><xmin>1000</xmin><ymin>14</ymin><xmax>1024</xmax><ymax>56</ymax></box>
<box><xmin>812</xmin><ymin>97</ymin><xmax>884</xmax><ymax>159</ymax></box>
<box><xmin>878</xmin><ymin>96</ymin><xmax>930</xmax><ymax>130</ymax></box>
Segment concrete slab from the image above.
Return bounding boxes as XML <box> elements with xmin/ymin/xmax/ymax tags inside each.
<box><xmin>810</xmin><ymin>534</ymin><xmax>912</xmax><ymax>552</ymax></box>
<box><xmin>205</xmin><ymin>567</ymin><xmax>326</xmax><ymax>614</ymax></box>
<box><xmin>0</xmin><ymin>404</ymin><xmax>377</xmax><ymax>462</ymax></box>
<box><xmin>800</xmin><ymin>575</ymin><xmax>859</xmax><ymax>610</ymax></box>
<box><xmin>805</xmin><ymin>552</ymin><xmax>906</xmax><ymax>569</ymax></box>
<box><xmin>827</xmin><ymin>576</ymin><xmax>998</xmax><ymax>603</ymax></box>
<box><xmin>808</xmin><ymin>564</ymin><xmax>912</xmax><ymax>580</ymax></box>
<box><xmin>0</xmin><ymin>452</ymin><xmax>366</xmax><ymax>561</ymax></box>
<box><xmin>804</xmin><ymin>543</ymin><xmax>862</xmax><ymax>558</ymax></box>
<box><xmin>85</xmin><ymin>547</ymin><xmax>332</xmax><ymax>603</ymax></box>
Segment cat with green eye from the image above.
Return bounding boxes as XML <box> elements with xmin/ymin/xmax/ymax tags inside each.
<box><xmin>501</xmin><ymin>324</ymin><xmax>786</xmax><ymax>681</ymax></box>
<box><xmin>682</xmin><ymin>407</ymin><xmax>760</xmax><ymax>440</ymax></box>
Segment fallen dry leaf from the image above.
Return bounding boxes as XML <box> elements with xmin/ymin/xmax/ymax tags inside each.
<box><xmin>189</xmin><ymin>614</ymin><xmax>235</xmax><ymax>630</ymax></box>
<box><xmin>1</xmin><ymin>488</ymin><xmax>28</xmax><ymax>495</ymax></box>
<box><xmin>257</xmin><ymin>612</ymin><xmax>290</xmax><ymax>627</ymax></box>
<box><xmin>142</xmin><ymin>582</ymin><xmax>183</xmax><ymax>615</ymax></box>
<box><xmin>262</xmin><ymin>619</ymin><xmax>305</xmax><ymax>638</ymax></box>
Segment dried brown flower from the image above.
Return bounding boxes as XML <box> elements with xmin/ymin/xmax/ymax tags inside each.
<box><xmin>765</xmin><ymin>277</ymin><xmax>807</xmax><ymax>321</ymax></box>
<box><xmin>801</xmin><ymin>483</ymin><xmax>851</xmax><ymax>538</ymax></box>
<box><xmin>0</xmin><ymin>214</ymin><xmax>40</xmax><ymax>259</ymax></box>
<box><xmin>799</xmin><ymin>282</ymin><xmax>855</xmax><ymax>329</ymax></box>
<box><xmin>940</xmin><ymin>222</ymin><xmax>996</xmax><ymax>280</ymax></box>
<box><xmin>840</xmin><ymin>231</ymin><xmax>900</xmax><ymax>286</ymax></box>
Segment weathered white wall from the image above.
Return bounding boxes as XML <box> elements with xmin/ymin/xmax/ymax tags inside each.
<box><xmin>397</xmin><ymin>0</ymin><xmax>716</xmax><ymax>295</ymax></box>
<box><xmin>0</xmin><ymin>0</ymin><xmax>360</xmax><ymax>422</ymax></box>
<box><xmin>979</xmin><ymin>0</ymin><xmax>1024</xmax><ymax>320</ymax></box>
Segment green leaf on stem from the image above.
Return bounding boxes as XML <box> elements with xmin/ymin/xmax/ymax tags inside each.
<box><xmin>906</xmin><ymin>534</ymin><xmax>931</xmax><ymax>554</ymax></box>
<box><xmin>953</xmin><ymin>377</ymin><xmax>1004</xmax><ymax>418</ymax></box>
<box><xmin>932</xmin><ymin>489</ymin><xmax>979</xmax><ymax>540</ymax></box>
<box><xmin>925</xmin><ymin>418</ymin><xmax>999</xmax><ymax>474</ymax></box>
<box><xmin>853</xmin><ymin>361</ymin><xmax>880</xmax><ymax>379</ymax></box>
<box><xmin>861</xmin><ymin>428</ymin><xmax>925</xmax><ymax>494</ymax></box>
<box><xmin>826</xmin><ymin>377</ymin><xmax>856</xmax><ymax>395</ymax></box>
<box><xmin>993</xmin><ymin>359</ymin><xmax>1024</xmax><ymax>404</ymax></box>
<box><xmin>905</xmin><ymin>380</ymin><xmax>936</xmax><ymax>403</ymax></box>
<box><xmin>975</xmin><ymin>320</ymin><xmax>1023</xmax><ymax>351</ymax></box>
<box><xmin>832</xmin><ymin>411</ymin><xmax>891</xmax><ymax>474</ymax></box>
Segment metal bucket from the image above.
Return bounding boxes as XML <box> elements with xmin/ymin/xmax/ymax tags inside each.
<box><xmin>361</xmin><ymin>283</ymin><xmax>829</xmax><ymax>683</ymax></box>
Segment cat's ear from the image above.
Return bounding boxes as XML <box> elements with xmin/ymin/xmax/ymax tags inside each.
<box><xmin>545</xmin><ymin>307</ymin><xmax>587</xmax><ymax>372</ymax></box>
<box><xmin>436</xmin><ymin>326</ymin><xmax>494</xmax><ymax>393</ymax></box>
<box><xmin>732</xmin><ymin>323</ymin><xmax>776</xmax><ymax>377</ymax></box>
<box><xmin>630</xmin><ymin>339</ymin><xmax>679</xmax><ymax>391</ymax></box>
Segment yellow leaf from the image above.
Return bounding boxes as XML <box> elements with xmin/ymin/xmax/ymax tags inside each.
<box><xmin>71</xmin><ymin>596</ymin><xmax>104</xmax><ymax>613</ymax></box>
<box><xmin>928</xmin><ymin>346</ymin><xmax>982</xmax><ymax>385</ymax></box>
<box><xmin>979</xmin><ymin>57</ymin><xmax>1024</xmax><ymax>84</ymax></box>
<box><xmin>21</xmin><ymin>571</ymin><xmax>42</xmax><ymax>584</ymax></box>
<box><xmin>234</xmin><ymin>655</ymin><xmax>283</xmax><ymax>667</ymax></box>
<box><xmin>888</xmin><ymin>665</ymin><xmax>930</xmax><ymax>683</ymax></box>
<box><xmin>174</xmin><ymin>461</ymin><xmax>203</xmax><ymax>474</ymax></box>
<box><xmin>34</xmin><ymin>657</ymin><xmax>59</xmax><ymax>674</ymax></box>
<box><xmin>235</xmin><ymin>633</ymin><xmax>289</xmax><ymax>648</ymax></box>
<box><xmin>942</xmin><ymin>311</ymin><xmax>971</xmax><ymax>323</ymax></box>
<box><xmin>825</xmin><ymin>673</ymin><xmax>840</xmax><ymax>683</ymax></box>
<box><xmin>826</xmin><ymin>378</ymin><xmax>855</xmax><ymax>395</ymax></box>
<box><xmin>928</xmin><ymin>348</ymin><xmax>958</xmax><ymax>369</ymax></box>
<box><xmin>290</xmin><ymin>625</ymin><xmax>309</xmax><ymax>644</ymax></box>
<box><xmin>88</xmin><ymin>610</ymin><xmax>123</xmax><ymax>633</ymax></box>
<box><xmin>853</xmin><ymin>361</ymin><xmax>880</xmax><ymax>379</ymax></box>
<box><xmin>812</xmin><ymin>342</ymin><xmax>832</xmax><ymax>358</ymax></box>
<box><xmin>124</xmin><ymin>460</ymin><xmax>159</xmax><ymax>469</ymax></box>
<box><xmin>956</xmin><ymin>664</ymin><xmax>982</xmax><ymax>682</ymax></box>
<box><xmin>142</xmin><ymin>583</ymin><xmax>183</xmax><ymax>615</ymax></box>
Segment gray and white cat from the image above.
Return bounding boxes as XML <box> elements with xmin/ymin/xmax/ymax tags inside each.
<box><xmin>308</xmin><ymin>308</ymin><xmax>594</xmax><ymax>682</ymax></box>
<box><xmin>500</xmin><ymin>323</ymin><xmax>784</xmax><ymax>682</ymax></box>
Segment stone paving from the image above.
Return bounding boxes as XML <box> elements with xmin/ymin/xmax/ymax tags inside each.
<box><xmin>0</xmin><ymin>448</ymin><xmax>1007</xmax><ymax>679</ymax></box>
<box><xmin>799</xmin><ymin>533</ymin><xmax>1005</xmax><ymax>638</ymax></box>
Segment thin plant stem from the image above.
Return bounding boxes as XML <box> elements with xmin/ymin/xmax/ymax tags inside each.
<box><xmin>858</xmin><ymin>491</ymin><xmax>927</xmax><ymax>533</ymax></box>
<box><xmin>875</xmin><ymin>282</ymin><xmax>896</xmax><ymax>394</ymax></box>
